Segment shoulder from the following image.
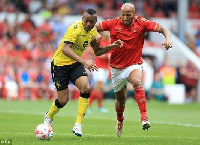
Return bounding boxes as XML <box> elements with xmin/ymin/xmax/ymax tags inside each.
<box><xmin>103</xmin><ymin>17</ymin><xmax>120</xmax><ymax>23</ymax></box>
<box><xmin>68</xmin><ymin>21</ymin><xmax>82</xmax><ymax>32</ymax></box>
<box><xmin>135</xmin><ymin>16</ymin><xmax>150</xmax><ymax>22</ymax></box>
<box><xmin>90</xmin><ymin>27</ymin><xmax>98</xmax><ymax>35</ymax></box>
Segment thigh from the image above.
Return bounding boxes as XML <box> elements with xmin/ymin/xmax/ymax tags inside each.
<box><xmin>127</xmin><ymin>69</ymin><xmax>143</xmax><ymax>82</ymax></box>
<box><xmin>69</xmin><ymin>62</ymin><xmax>88</xmax><ymax>85</ymax></box>
<box><xmin>51</xmin><ymin>62</ymin><xmax>70</xmax><ymax>91</ymax></box>
<box><xmin>111</xmin><ymin>68</ymin><xmax>128</xmax><ymax>93</ymax></box>
<box><xmin>75</xmin><ymin>76</ymin><xmax>90</xmax><ymax>93</ymax></box>
<box><xmin>127</xmin><ymin>65</ymin><xmax>143</xmax><ymax>87</ymax></box>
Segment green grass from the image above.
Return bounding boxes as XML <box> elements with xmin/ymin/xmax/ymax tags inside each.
<box><xmin>0</xmin><ymin>99</ymin><xmax>200</xmax><ymax>145</ymax></box>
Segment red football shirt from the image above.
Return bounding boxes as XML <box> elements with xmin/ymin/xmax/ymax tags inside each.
<box><xmin>98</xmin><ymin>16</ymin><xmax>160</xmax><ymax>69</ymax></box>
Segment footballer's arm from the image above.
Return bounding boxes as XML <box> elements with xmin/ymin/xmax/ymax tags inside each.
<box><xmin>157</xmin><ymin>25</ymin><xmax>172</xmax><ymax>50</ymax></box>
<box><xmin>91</xmin><ymin>39</ymin><xmax>123</xmax><ymax>56</ymax></box>
<box><xmin>62</xmin><ymin>43</ymin><xmax>98</xmax><ymax>71</ymax></box>
<box><xmin>62</xmin><ymin>43</ymin><xmax>85</xmax><ymax>63</ymax></box>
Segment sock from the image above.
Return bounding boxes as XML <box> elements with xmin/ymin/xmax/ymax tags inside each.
<box><xmin>76</xmin><ymin>97</ymin><xmax>89</xmax><ymax>124</ymax></box>
<box><xmin>89</xmin><ymin>90</ymin><xmax>95</xmax><ymax>107</ymax></box>
<box><xmin>135</xmin><ymin>86</ymin><xmax>148</xmax><ymax>121</ymax></box>
<box><xmin>115</xmin><ymin>102</ymin><xmax>125</xmax><ymax>123</ymax></box>
<box><xmin>47</xmin><ymin>99</ymin><xmax>63</xmax><ymax>119</ymax></box>
<box><xmin>96</xmin><ymin>90</ymin><xmax>103</xmax><ymax>108</ymax></box>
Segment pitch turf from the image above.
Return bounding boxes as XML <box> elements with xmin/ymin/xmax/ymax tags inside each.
<box><xmin>0</xmin><ymin>99</ymin><xmax>200</xmax><ymax>145</ymax></box>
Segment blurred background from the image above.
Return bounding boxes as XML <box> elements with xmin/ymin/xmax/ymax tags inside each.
<box><xmin>0</xmin><ymin>0</ymin><xmax>200</xmax><ymax>104</ymax></box>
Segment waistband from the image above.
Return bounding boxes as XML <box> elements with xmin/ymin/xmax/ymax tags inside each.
<box><xmin>110</xmin><ymin>62</ymin><xmax>143</xmax><ymax>70</ymax></box>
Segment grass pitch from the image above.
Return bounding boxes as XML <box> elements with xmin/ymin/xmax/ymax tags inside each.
<box><xmin>0</xmin><ymin>99</ymin><xmax>200</xmax><ymax>145</ymax></box>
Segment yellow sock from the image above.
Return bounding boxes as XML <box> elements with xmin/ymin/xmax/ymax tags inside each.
<box><xmin>47</xmin><ymin>100</ymin><xmax>60</xmax><ymax>119</ymax></box>
<box><xmin>76</xmin><ymin>97</ymin><xmax>89</xmax><ymax>124</ymax></box>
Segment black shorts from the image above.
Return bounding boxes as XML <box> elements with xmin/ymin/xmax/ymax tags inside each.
<box><xmin>51</xmin><ymin>61</ymin><xmax>88</xmax><ymax>91</ymax></box>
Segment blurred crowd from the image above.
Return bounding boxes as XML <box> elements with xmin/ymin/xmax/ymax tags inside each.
<box><xmin>1</xmin><ymin>0</ymin><xmax>200</xmax><ymax>19</ymax></box>
<box><xmin>0</xmin><ymin>0</ymin><xmax>200</xmax><ymax>103</ymax></box>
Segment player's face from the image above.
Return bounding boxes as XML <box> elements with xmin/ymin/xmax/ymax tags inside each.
<box><xmin>82</xmin><ymin>15</ymin><xmax>97</xmax><ymax>32</ymax></box>
<box><xmin>121</xmin><ymin>10</ymin><xmax>135</xmax><ymax>26</ymax></box>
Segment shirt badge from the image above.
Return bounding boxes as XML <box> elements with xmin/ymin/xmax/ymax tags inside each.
<box><xmin>134</xmin><ymin>26</ymin><xmax>137</xmax><ymax>32</ymax></box>
<box><xmin>118</xmin><ymin>27</ymin><xmax>122</xmax><ymax>31</ymax></box>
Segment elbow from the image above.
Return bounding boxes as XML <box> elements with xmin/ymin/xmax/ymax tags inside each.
<box><xmin>158</xmin><ymin>25</ymin><xmax>164</xmax><ymax>33</ymax></box>
<box><xmin>62</xmin><ymin>47</ymin><xmax>68</xmax><ymax>56</ymax></box>
<box><xmin>61</xmin><ymin>48</ymin><xmax>65</xmax><ymax>55</ymax></box>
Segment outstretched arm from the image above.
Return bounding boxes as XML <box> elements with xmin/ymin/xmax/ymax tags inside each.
<box><xmin>158</xmin><ymin>25</ymin><xmax>172</xmax><ymax>50</ymax></box>
<box><xmin>91</xmin><ymin>39</ymin><xmax>123</xmax><ymax>56</ymax></box>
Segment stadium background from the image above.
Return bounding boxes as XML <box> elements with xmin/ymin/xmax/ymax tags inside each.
<box><xmin>0</xmin><ymin>0</ymin><xmax>200</xmax><ymax>145</ymax></box>
<box><xmin>0</xmin><ymin>0</ymin><xmax>199</xmax><ymax>103</ymax></box>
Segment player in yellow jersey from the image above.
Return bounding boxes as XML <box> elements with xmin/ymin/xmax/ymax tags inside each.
<box><xmin>43</xmin><ymin>8</ymin><xmax>123</xmax><ymax>137</ymax></box>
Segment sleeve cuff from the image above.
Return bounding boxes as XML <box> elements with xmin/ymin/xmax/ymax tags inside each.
<box><xmin>64</xmin><ymin>41</ymin><xmax>73</xmax><ymax>44</ymax></box>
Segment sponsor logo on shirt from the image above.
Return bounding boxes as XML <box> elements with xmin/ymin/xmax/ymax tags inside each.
<box><xmin>74</xmin><ymin>25</ymin><xmax>78</xmax><ymax>29</ymax></box>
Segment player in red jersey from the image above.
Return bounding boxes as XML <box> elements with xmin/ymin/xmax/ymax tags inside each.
<box><xmin>96</xmin><ymin>3</ymin><xmax>172</xmax><ymax>137</ymax></box>
<box><xmin>88</xmin><ymin>32</ymin><xmax>111</xmax><ymax>113</ymax></box>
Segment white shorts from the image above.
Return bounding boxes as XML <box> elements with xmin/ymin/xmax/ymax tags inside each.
<box><xmin>111</xmin><ymin>64</ymin><xmax>143</xmax><ymax>92</ymax></box>
<box><xmin>92</xmin><ymin>68</ymin><xmax>109</xmax><ymax>84</ymax></box>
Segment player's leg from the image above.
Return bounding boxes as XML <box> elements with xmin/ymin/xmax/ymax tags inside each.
<box><xmin>111</xmin><ymin>67</ymin><xmax>128</xmax><ymax>137</ymax></box>
<box><xmin>70</xmin><ymin>63</ymin><xmax>91</xmax><ymax>137</ymax></box>
<box><xmin>95</xmin><ymin>81</ymin><xmax>108</xmax><ymax>113</ymax></box>
<box><xmin>88</xmin><ymin>89</ymin><xmax>96</xmax><ymax>109</ymax></box>
<box><xmin>75</xmin><ymin>76</ymin><xmax>91</xmax><ymax>124</ymax></box>
<box><xmin>127</xmin><ymin>69</ymin><xmax>151</xmax><ymax>130</ymax></box>
<box><xmin>114</xmin><ymin>86</ymin><xmax>126</xmax><ymax>137</ymax></box>
<box><xmin>115</xmin><ymin>87</ymin><xmax>126</xmax><ymax>122</ymax></box>
<box><xmin>44</xmin><ymin>89</ymin><xmax>69</xmax><ymax>126</ymax></box>
<box><xmin>44</xmin><ymin>62</ymin><xmax>70</xmax><ymax>126</ymax></box>
<box><xmin>72</xmin><ymin>76</ymin><xmax>91</xmax><ymax>137</ymax></box>
<box><xmin>92</xmin><ymin>69</ymin><xmax>109</xmax><ymax>113</ymax></box>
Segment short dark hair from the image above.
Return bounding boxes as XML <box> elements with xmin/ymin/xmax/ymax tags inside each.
<box><xmin>86</xmin><ymin>8</ymin><xmax>96</xmax><ymax>15</ymax></box>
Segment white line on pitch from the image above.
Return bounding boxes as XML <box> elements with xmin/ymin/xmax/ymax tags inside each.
<box><xmin>0</xmin><ymin>132</ymin><xmax>198</xmax><ymax>139</ymax></box>
<box><xmin>0</xmin><ymin>109</ymin><xmax>200</xmax><ymax>128</ymax></box>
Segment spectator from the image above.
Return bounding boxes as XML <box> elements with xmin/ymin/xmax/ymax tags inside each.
<box><xmin>159</xmin><ymin>56</ymin><xmax>177</xmax><ymax>85</ymax></box>
<box><xmin>180</xmin><ymin>60</ymin><xmax>199</xmax><ymax>103</ymax></box>
<box><xmin>150</xmin><ymin>71</ymin><xmax>168</xmax><ymax>101</ymax></box>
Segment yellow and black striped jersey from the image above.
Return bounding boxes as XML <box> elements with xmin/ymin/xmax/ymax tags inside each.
<box><xmin>52</xmin><ymin>21</ymin><xmax>97</xmax><ymax>66</ymax></box>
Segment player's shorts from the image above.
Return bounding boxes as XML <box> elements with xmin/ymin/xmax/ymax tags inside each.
<box><xmin>51</xmin><ymin>61</ymin><xmax>88</xmax><ymax>91</ymax></box>
<box><xmin>111</xmin><ymin>64</ymin><xmax>143</xmax><ymax>92</ymax></box>
<box><xmin>92</xmin><ymin>68</ymin><xmax>109</xmax><ymax>84</ymax></box>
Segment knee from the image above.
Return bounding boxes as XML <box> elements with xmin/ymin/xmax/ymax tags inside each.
<box><xmin>130</xmin><ymin>78</ymin><xmax>142</xmax><ymax>88</ymax></box>
<box><xmin>54</xmin><ymin>98</ymin><xmax>69</xmax><ymax>108</ymax></box>
<box><xmin>58</xmin><ymin>97</ymin><xmax>69</xmax><ymax>106</ymax></box>
<box><xmin>80</xmin><ymin>86</ymin><xmax>91</xmax><ymax>94</ymax></box>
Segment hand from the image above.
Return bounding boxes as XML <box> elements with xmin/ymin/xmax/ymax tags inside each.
<box><xmin>162</xmin><ymin>39</ymin><xmax>172</xmax><ymax>50</ymax></box>
<box><xmin>112</xmin><ymin>39</ymin><xmax>124</xmax><ymax>48</ymax></box>
<box><xmin>82</xmin><ymin>59</ymin><xmax>98</xmax><ymax>72</ymax></box>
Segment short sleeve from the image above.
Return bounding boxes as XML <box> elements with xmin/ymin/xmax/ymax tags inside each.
<box><xmin>63</xmin><ymin>24</ymin><xmax>81</xmax><ymax>44</ymax></box>
<box><xmin>145</xmin><ymin>20</ymin><xmax>160</xmax><ymax>32</ymax></box>
<box><xmin>98</xmin><ymin>19</ymin><xmax>115</xmax><ymax>31</ymax></box>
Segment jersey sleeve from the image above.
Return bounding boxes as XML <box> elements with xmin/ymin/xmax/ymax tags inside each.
<box><xmin>145</xmin><ymin>20</ymin><xmax>160</xmax><ymax>32</ymax></box>
<box><xmin>98</xmin><ymin>19</ymin><xmax>115</xmax><ymax>31</ymax></box>
<box><xmin>63</xmin><ymin>24</ymin><xmax>81</xmax><ymax>44</ymax></box>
